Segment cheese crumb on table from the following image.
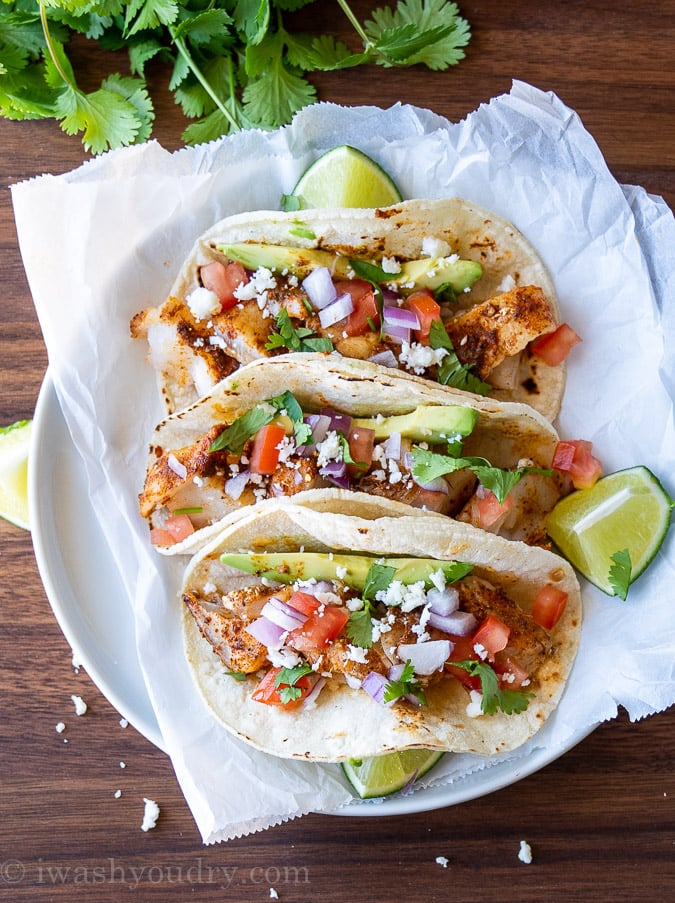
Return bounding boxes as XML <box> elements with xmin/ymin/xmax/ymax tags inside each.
<box><xmin>518</xmin><ymin>840</ymin><xmax>533</xmax><ymax>864</ymax></box>
<box><xmin>269</xmin><ymin>889</ymin><xmax>279</xmax><ymax>900</ymax></box>
<box><xmin>71</xmin><ymin>694</ymin><xmax>87</xmax><ymax>716</ymax></box>
<box><xmin>55</xmin><ymin>722</ymin><xmax>66</xmax><ymax>733</ymax></box>
<box><xmin>141</xmin><ymin>798</ymin><xmax>160</xmax><ymax>832</ymax></box>
<box><xmin>435</xmin><ymin>856</ymin><xmax>449</xmax><ymax>868</ymax></box>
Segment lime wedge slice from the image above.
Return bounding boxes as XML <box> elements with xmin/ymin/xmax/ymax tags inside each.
<box><xmin>546</xmin><ymin>466</ymin><xmax>673</xmax><ymax>596</ymax></box>
<box><xmin>0</xmin><ymin>419</ymin><xmax>32</xmax><ymax>530</ymax></box>
<box><xmin>289</xmin><ymin>145</ymin><xmax>402</xmax><ymax>209</ymax></box>
<box><xmin>342</xmin><ymin>748</ymin><xmax>445</xmax><ymax>799</ymax></box>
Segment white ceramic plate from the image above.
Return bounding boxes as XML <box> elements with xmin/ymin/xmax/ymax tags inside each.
<box><xmin>29</xmin><ymin>371</ymin><xmax>592</xmax><ymax>816</ymax></box>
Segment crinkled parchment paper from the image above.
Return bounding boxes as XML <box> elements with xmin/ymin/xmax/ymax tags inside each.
<box><xmin>12</xmin><ymin>81</ymin><xmax>675</xmax><ymax>842</ymax></box>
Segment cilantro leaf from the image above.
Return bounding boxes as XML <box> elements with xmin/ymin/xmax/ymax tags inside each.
<box><xmin>265</xmin><ymin>309</ymin><xmax>333</xmax><ymax>353</ymax></box>
<box><xmin>346</xmin><ymin>604</ymin><xmax>374</xmax><ymax>648</ymax></box>
<box><xmin>429</xmin><ymin>320</ymin><xmax>491</xmax><ymax>396</ymax></box>
<box><xmin>410</xmin><ymin>447</ymin><xmax>551</xmax><ymax>505</ymax></box>
<box><xmin>609</xmin><ymin>548</ymin><xmax>632</xmax><ymax>601</ymax></box>
<box><xmin>384</xmin><ymin>659</ymin><xmax>427</xmax><ymax>705</ymax></box>
<box><xmin>364</xmin><ymin>0</ymin><xmax>471</xmax><ymax>70</ymax></box>
<box><xmin>209</xmin><ymin>389</ymin><xmax>309</xmax><ymax>453</ymax></box>
<box><xmin>363</xmin><ymin>563</ymin><xmax>397</xmax><ymax>600</ymax></box>
<box><xmin>275</xmin><ymin>663</ymin><xmax>313</xmax><ymax>704</ymax></box>
<box><xmin>450</xmin><ymin>660</ymin><xmax>534</xmax><ymax>715</ymax></box>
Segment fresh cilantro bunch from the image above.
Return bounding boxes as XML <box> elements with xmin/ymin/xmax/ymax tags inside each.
<box><xmin>0</xmin><ymin>0</ymin><xmax>471</xmax><ymax>154</ymax></box>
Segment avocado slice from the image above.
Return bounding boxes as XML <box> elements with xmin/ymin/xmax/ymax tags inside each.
<box><xmin>217</xmin><ymin>243</ymin><xmax>482</xmax><ymax>294</ymax></box>
<box><xmin>220</xmin><ymin>552</ymin><xmax>472</xmax><ymax>590</ymax></box>
<box><xmin>351</xmin><ymin>404</ymin><xmax>478</xmax><ymax>443</ymax></box>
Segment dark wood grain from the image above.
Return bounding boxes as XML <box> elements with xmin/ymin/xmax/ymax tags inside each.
<box><xmin>1</xmin><ymin>3</ymin><xmax>673</xmax><ymax>901</ymax></box>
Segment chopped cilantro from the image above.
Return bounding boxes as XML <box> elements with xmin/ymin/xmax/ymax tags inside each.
<box><xmin>346</xmin><ymin>603</ymin><xmax>375</xmax><ymax>648</ymax></box>
<box><xmin>275</xmin><ymin>663</ymin><xmax>313</xmax><ymax>704</ymax></box>
<box><xmin>208</xmin><ymin>388</ymin><xmax>311</xmax><ymax>452</ymax></box>
<box><xmin>363</xmin><ymin>563</ymin><xmax>397</xmax><ymax>600</ymax></box>
<box><xmin>224</xmin><ymin>671</ymin><xmax>247</xmax><ymax>682</ymax></box>
<box><xmin>410</xmin><ymin>447</ymin><xmax>552</xmax><ymax>504</ymax></box>
<box><xmin>384</xmin><ymin>659</ymin><xmax>427</xmax><ymax>706</ymax></box>
<box><xmin>609</xmin><ymin>548</ymin><xmax>632</xmax><ymax>600</ymax></box>
<box><xmin>429</xmin><ymin>320</ymin><xmax>491</xmax><ymax>395</ymax></box>
<box><xmin>450</xmin><ymin>660</ymin><xmax>534</xmax><ymax>715</ymax></box>
<box><xmin>265</xmin><ymin>308</ymin><xmax>334</xmax><ymax>353</ymax></box>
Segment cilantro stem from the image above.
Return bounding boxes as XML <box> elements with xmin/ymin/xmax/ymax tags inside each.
<box><xmin>335</xmin><ymin>0</ymin><xmax>374</xmax><ymax>51</ymax></box>
<box><xmin>169</xmin><ymin>30</ymin><xmax>241</xmax><ymax>134</ymax></box>
<box><xmin>38</xmin><ymin>3</ymin><xmax>75</xmax><ymax>91</ymax></box>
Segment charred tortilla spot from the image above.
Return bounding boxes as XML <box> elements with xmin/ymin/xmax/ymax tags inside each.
<box><xmin>521</xmin><ymin>377</ymin><xmax>539</xmax><ymax>395</ymax></box>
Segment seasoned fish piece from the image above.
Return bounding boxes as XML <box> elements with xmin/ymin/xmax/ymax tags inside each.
<box><xmin>444</xmin><ymin>285</ymin><xmax>556</xmax><ymax>379</ymax></box>
<box><xmin>183</xmin><ymin>591</ymin><xmax>267</xmax><ymax>674</ymax></box>
<box><xmin>457</xmin><ymin>576</ymin><xmax>553</xmax><ymax>674</ymax></box>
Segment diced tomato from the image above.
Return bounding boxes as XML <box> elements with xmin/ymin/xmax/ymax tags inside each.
<box><xmin>150</xmin><ymin>513</ymin><xmax>194</xmax><ymax>546</ymax></box>
<box><xmin>530</xmin><ymin>323</ymin><xmax>582</xmax><ymax>366</ymax></box>
<box><xmin>531</xmin><ymin>584</ymin><xmax>568</xmax><ymax>630</ymax></box>
<box><xmin>472</xmin><ymin>614</ymin><xmax>510</xmax><ymax>661</ymax></box>
<box><xmin>334</xmin><ymin>280</ymin><xmax>380</xmax><ymax>336</ymax></box>
<box><xmin>347</xmin><ymin>426</ymin><xmax>375</xmax><ymax>475</ymax></box>
<box><xmin>200</xmin><ymin>261</ymin><xmax>249</xmax><ymax>311</ymax></box>
<box><xmin>444</xmin><ymin>634</ymin><xmax>482</xmax><ymax>690</ymax></box>
<box><xmin>288</xmin><ymin>605</ymin><xmax>349</xmax><ymax>653</ymax></box>
<box><xmin>475</xmin><ymin>488</ymin><xmax>514</xmax><ymax>528</ymax></box>
<box><xmin>287</xmin><ymin>591</ymin><xmax>321</xmax><ymax>617</ymax></box>
<box><xmin>406</xmin><ymin>290</ymin><xmax>441</xmax><ymax>343</ymax></box>
<box><xmin>493</xmin><ymin>652</ymin><xmax>530</xmax><ymax>690</ymax></box>
<box><xmin>251</xmin><ymin>667</ymin><xmax>312</xmax><ymax>709</ymax></box>
<box><xmin>552</xmin><ymin>439</ymin><xmax>602</xmax><ymax>489</ymax></box>
<box><xmin>249</xmin><ymin>423</ymin><xmax>287</xmax><ymax>474</ymax></box>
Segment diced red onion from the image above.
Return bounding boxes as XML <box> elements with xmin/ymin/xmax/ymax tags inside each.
<box><xmin>383</xmin><ymin>431</ymin><xmax>402</xmax><ymax>461</ymax></box>
<box><xmin>318</xmin><ymin>292</ymin><xmax>354</xmax><ymax>328</ymax></box>
<box><xmin>384</xmin><ymin>323</ymin><xmax>411</xmax><ymax>344</ymax></box>
<box><xmin>320</xmin><ymin>409</ymin><xmax>352</xmax><ymax>435</ymax></box>
<box><xmin>383</xmin><ymin>305</ymin><xmax>421</xmax><ymax>330</ymax></box>
<box><xmin>428</xmin><ymin>610</ymin><xmax>477</xmax><ymax>637</ymax></box>
<box><xmin>297</xmin><ymin>413</ymin><xmax>331</xmax><ymax>456</ymax></box>
<box><xmin>302</xmin><ymin>267</ymin><xmax>337</xmax><ymax>310</ymax></box>
<box><xmin>397</xmin><ymin>640</ymin><xmax>452</xmax><ymax>675</ymax></box>
<box><xmin>268</xmin><ymin>596</ymin><xmax>309</xmax><ymax>626</ymax></box>
<box><xmin>427</xmin><ymin>586</ymin><xmax>460</xmax><ymax>616</ymax></box>
<box><xmin>261</xmin><ymin>599</ymin><xmax>307</xmax><ymax>631</ymax></box>
<box><xmin>245</xmin><ymin>616</ymin><xmax>286</xmax><ymax>648</ymax></box>
<box><xmin>368</xmin><ymin>349</ymin><xmax>399</xmax><ymax>368</ymax></box>
<box><xmin>361</xmin><ymin>671</ymin><xmax>388</xmax><ymax>705</ymax></box>
<box><xmin>224</xmin><ymin>469</ymin><xmax>250</xmax><ymax>500</ymax></box>
<box><xmin>387</xmin><ymin>663</ymin><xmax>406</xmax><ymax>681</ymax></box>
<box><xmin>167</xmin><ymin>453</ymin><xmax>187</xmax><ymax>480</ymax></box>
<box><xmin>302</xmin><ymin>676</ymin><xmax>326</xmax><ymax>709</ymax></box>
<box><xmin>319</xmin><ymin>460</ymin><xmax>351</xmax><ymax>489</ymax></box>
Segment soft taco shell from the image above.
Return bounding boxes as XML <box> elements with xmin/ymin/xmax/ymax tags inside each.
<box><xmin>181</xmin><ymin>495</ymin><xmax>581</xmax><ymax>761</ymax></box>
<box><xmin>141</xmin><ymin>353</ymin><xmax>564</xmax><ymax>554</ymax></box>
<box><xmin>132</xmin><ymin>198</ymin><xmax>564</xmax><ymax>420</ymax></box>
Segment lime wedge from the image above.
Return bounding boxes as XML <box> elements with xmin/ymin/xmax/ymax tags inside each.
<box><xmin>546</xmin><ymin>466</ymin><xmax>673</xmax><ymax>596</ymax></box>
<box><xmin>0</xmin><ymin>419</ymin><xmax>32</xmax><ymax>530</ymax></box>
<box><xmin>289</xmin><ymin>145</ymin><xmax>402</xmax><ymax>210</ymax></box>
<box><xmin>342</xmin><ymin>748</ymin><xmax>444</xmax><ymax>799</ymax></box>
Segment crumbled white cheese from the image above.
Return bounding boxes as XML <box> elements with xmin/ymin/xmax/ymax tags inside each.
<box><xmin>345</xmin><ymin>644</ymin><xmax>369</xmax><ymax>664</ymax></box>
<box><xmin>276</xmin><ymin>435</ymin><xmax>296</xmax><ymax>463</ymax></box>
<box><xmin>187</xmin><ymin>286</ymin><xmax>221</xmax><ymax>320</ymax></box>
<box><xmin>114</xmin><ymin>789</ymin><xmax>122</xmax><ymax>799</ymax></box>
<box><xmin>71</xmin><ymin>695</ymin><xmax>87</xmax><ymax>716</ymax></box>
<box><xmin>435</xmin><ymin>856</ymin><xmax>449</xmax><ymax>868</ymax></box>
<box><xmin>315</xmin><ymin>430</ymin><xmax>343</xmax><ymax>467</ymax></box>
<box><xmin>346</xmin><ymin>597</ymin><xmax>364</xmax><ymax>612</ymax></box>
<box><xmin>465</xmin><ymin>690</ymin><xmax>484</xmax><ymax>718</ymax></box>
<box><xmin>380</xmin><ymin>255</ymin><xmax>402</xmax><ymax>274</ymax></box>
<box><xmin>119</xmin><ymin>718</ymin><xmax>128</xmax><ymax>728</ymax></box>
<box><xmin>473</xmin><ymin>643</ymin><xmax>488</xmax><ymax>661</ymax></box>
<box><xmin>398</xmin><ymin>341</ymin><xmax>448</xmax><ymax>374</ymax></box>
<box><xmin>497</xmin><ymin>274</ymin><xmax>517</xmax><ymax>293</ymax></box>
<box><xmin>269</xmin><ymin>889</ymin><xmax>279</xmax><ymax>900</ymax></box>
<box><xmin>120</xmin><ymin>761</ymin><xmax>126</xmax><ymax>769</ymax></box>
<box><xmin>335</xmin><ymin>565</ymin><xmax>348</xmax><ymax>580</ymax></box>
<box><xmin>233</xmin><ymin>265</ymin><xmax>277</xmax><ymax>304</ymax></box>
<box><xmin>371</xmin><ymin>619</ymin><xmax>392</xmax><ymax>644</ymax></box>
<box><xmin>518</xmin><ymin>840</ymin><xmax>533</xmax><ymax>864</ymax></box>
<box><xmin>141</xmin><ymin>798</ymin><xmax>160</xmax><ymax>832</ymax></box>
<box><xmin>422</xmin><ymin>236</ymin><xmax>453</xmax><ymax>258</ymax></box>
<box><xmin>429</xmin><ymin>569</ymin><xmax>447</xmax><ymax>592</ymax></box>
<box><xmin>71</xmin><ymin>652</ymin><xmax>82</xmax><ymax>673</ymax></box>
<box><xmin>267</xmin><ymin>646</ymin><xmax>302</xmax><ymax>669</ymax></box>
<box><xmin>375</xmin><ymin>579</ymin><xmax>428</xmax><ymax>612</ymax></box>
<box><xmin>55</xmin><ymin>722</ymin><xmax>66</xmax><ymax>734</ymax></box>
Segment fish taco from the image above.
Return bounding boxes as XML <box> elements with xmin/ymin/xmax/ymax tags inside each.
<box><xmin>131</xmin><ymin>198</ymin><xmax>574</xmax><ymax>421</ymax></box>
<box><xmin>181</xmin><ymin>496</ymin><xmax>581</xmax><ymax>760</ymax></box>
<box><xmin>140</xmin><ymin>354</ymin><xmax>566</xmax><ymax>554</ymax></box>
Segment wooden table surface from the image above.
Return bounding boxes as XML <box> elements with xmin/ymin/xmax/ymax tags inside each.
<box><xmin>1</xmin><ymin>2</ymin><xmax>673</xmax><ymax>900</ymax></box>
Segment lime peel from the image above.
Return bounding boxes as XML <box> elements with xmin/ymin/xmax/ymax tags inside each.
<box><xmin>546</xmin><ymin>466</ymin><xmax>673</xmax><ymax>597</ymax></box>
<box><xmin>342</xmin><ymin>748</ymin><xmax>444</xmax><ymax>799</ymax></box>
<box><xmin>287</xmin><ymin>145</ymin><xmax>402</xmax><ymax>210</ymax></box>
<box><xmin>0</xmin><ymin>419</ymin><xmax>33</xmax><ymax>531</ymax></box>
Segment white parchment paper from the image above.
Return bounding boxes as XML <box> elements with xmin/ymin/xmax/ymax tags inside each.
<box><xmin>12</xmin><ymin>81</ymin><xmax>675</xmax><ymax>842</ymax></box>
